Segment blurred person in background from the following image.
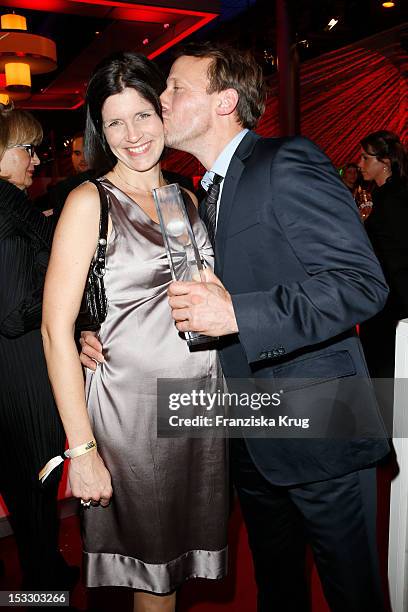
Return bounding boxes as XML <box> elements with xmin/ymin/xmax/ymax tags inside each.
<box><xmin>51</xmin><ymin>132</ymin><xmax>95</xmax><ymax>219</ymax></box>
<box><xmin>0</xmin><ymin>103</ymin><xmax>78</xmax><ymax>591</ymax></box>
<box><xmin>341</xmin><ymin>162</ymin><xmax>360</xmax><ymax>195</ymax></box>
<box><xmin>70</xmin><ymin>132</ymin><xmax>89</xmax><ymax>175</ymax></box>
<box><xmin>341</xmin><ymin>161</ymin><xmax>374</xmax><ymax>221</ymax></box>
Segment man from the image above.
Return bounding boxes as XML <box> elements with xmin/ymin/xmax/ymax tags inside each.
<box><xmin>81</xmin><ymin>43</ymin><xmax>389</xmax><ymax>611</ymax></box>
<box><xmin>70</xmin><ymin>132</ymin><xmax>89</xmax><ymax>175</ymax></box>
<box><xmin>34</xmin><ymin>132</ymin><xmax>93</xmax><ymax>217</ymax></box>
<box><xmin>50</xmin><ymin>132</ymin><xmax>95</xmax><ymax>219</ymax></box>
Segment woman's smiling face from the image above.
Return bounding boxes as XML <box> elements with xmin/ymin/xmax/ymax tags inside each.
<box><xmin>102</xmin><ymin>87</ymin><xmax>164</xmax><ymax>173</ymax></box>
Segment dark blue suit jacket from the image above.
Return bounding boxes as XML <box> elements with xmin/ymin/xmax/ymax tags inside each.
<box><xmin>215</xmin><ymin>131</ymin><xmax>390</xmax><ymax>486</ymax></box>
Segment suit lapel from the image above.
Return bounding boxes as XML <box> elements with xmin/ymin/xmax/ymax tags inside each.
<box><xmin>215</xmin><ymin>131</ymin><xmax>260</xmax><ymax>277</ymax></box>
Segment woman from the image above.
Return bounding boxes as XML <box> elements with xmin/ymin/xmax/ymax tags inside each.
<box><xmin>41</xmin><ymin>52</ymin><xmax>228</xmax><ymax>612</ymax></box>
<box><xmin>358</xmin><ymin>130</ymin><xmax>408</xmax><ymax>380</ymax></box>
<box><xmin>0</xmin><ymin>103</ymin><xmax>75</xmax><ymax>589</ymax></box>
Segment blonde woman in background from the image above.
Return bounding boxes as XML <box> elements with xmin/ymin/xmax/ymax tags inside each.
<box><xmin>0</xmin><ymin>103</ymin><xmax>78</xmax><ymax>591</ymax></box>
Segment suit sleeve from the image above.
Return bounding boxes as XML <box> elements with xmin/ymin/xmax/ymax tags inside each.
<box><xmin>0</xmin><ymin>236</ymin><xmax>46</xmax><ymax>338</ymax></box>
<box><xmin>231</xmin><ymin>137</ymin><xmax>389</xmax><ymax>364</ymax></box>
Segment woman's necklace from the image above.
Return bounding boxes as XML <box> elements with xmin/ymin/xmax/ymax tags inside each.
<box><xmin>113</xmin><ymin>167</ymin><xmax>165</xmax><ymax>195</ymax></box>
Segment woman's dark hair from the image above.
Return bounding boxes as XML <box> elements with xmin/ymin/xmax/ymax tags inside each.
<box><xmin>360</xmin><ymin>130</ymin><xmax>408</xmax><ymax>183</ymax></box>
<box><xmin>84</xmin><ymin>51</ymin><xmax>166</xmax><ymax>173</ymax></box>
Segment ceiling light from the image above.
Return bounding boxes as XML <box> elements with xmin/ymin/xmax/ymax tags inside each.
<box><xmin>1</xmin><ymin>14</ymin><xmax>27</xmax><ymax>31</ymax></box>
<box><xmin>382</xmin><ymin>1</ymin><xmax>395</xmax><ymax>6</ymax></box>
<box><xmin>0</xmin><ymin>11</ymin><xmax>56</xmax><ymax>101</ymax></box>
<box><xmin>325</xmin><ymin>18</ymin><xmax>339</xmax><ymax>31</ymax></box>
<box><xmin>5</xmin><ymin>62</ymin><xmax>31</xmax><ymax>91</ymax></box>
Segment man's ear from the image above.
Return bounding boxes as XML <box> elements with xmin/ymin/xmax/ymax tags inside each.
<box><xmin>216</xmin><ymin>88</ymin><xmax>239</xmax><ymax>116</ymax></box>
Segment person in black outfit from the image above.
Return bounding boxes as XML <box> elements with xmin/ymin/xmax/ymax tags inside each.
<box><xmin>358</xmin><ymin>131</ymin><xmax>408</xmax><ymax>381</ymax></box>
<box><xmin>49</xmin><ymin>133</ymin><xmax>94</xmax><ymax>220</ymax></box>
<box><xmin>0</xmin><ymin>103</ymin><xmax>77</xmax><ymax>590</ymax></box>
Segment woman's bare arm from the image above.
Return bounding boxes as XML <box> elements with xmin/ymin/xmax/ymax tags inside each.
<box><xmin>42</xmin><ymin>182</ymin><xmax>112</xmax><ymax>505</ymax></box>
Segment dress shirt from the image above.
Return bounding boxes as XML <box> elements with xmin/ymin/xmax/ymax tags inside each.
<box><xmin>201</xmin><ymin>129</ymin><xmax>248</xmax><ymax>225</ymax></box>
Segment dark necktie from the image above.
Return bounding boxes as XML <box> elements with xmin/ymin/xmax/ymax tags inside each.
<box><xmin>200</xmin><ymin>173</ymin><xmax>223</xmax><ymax>249</ymax></box>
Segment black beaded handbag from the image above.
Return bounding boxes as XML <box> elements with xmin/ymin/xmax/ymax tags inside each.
<box><xmin>76</xmin><ymin>179</ymin><xmax>109</xmax><ymax>331</ymax></box>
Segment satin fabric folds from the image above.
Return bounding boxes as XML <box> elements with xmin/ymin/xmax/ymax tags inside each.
<box><xmin>83</xmin><ymin>178</ymin><xmax>228</xmax><ymax>592</ymax></box>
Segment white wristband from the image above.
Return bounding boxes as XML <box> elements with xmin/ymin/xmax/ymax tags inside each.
<box><xmin>39</xmin><ymin>439</ymin><xmax>97</xmax><ymax>483</ymax></box>
<box><xmin>65</xmin><ymin>439</ymin><xmax>97</xmax><ymax>459</ymax></box>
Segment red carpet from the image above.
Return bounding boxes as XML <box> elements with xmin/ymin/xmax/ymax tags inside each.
<box><xmin>0</xmin><ymin>462</ymin><xmax>394</xmax><ymax>611</ymax></box>
<box><xmin>177</xmin><ymin>501</ymin><xmax>329</xmax><ymax>612</ymax></box>
<box><xmin>0</xmin><ymin>502</ymin><xmax>329</xmax><ymax>612</ymax></box>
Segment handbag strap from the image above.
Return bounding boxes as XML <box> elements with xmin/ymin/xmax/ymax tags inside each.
<box><xmin>89</xmin><ymin>178</ymin><xmax>109</xmax><ymax>278</ymax></box>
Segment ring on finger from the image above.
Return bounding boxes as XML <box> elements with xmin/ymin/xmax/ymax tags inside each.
<box><xmin>80</xmin><ymin>499</ymin><xmax>91</xmax><ymax>508</ymax></box>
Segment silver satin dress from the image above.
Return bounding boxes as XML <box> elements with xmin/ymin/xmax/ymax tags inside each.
<box><xmin>83</xmin><ymin>178</ymin><xmax>228</xmax><ymax>593</ymax></box>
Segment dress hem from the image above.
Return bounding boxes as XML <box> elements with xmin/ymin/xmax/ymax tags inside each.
<box><xmin>83</xmin><ymin>546</ymin><xmax>228</xmax><ymax>593</ymax></box>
